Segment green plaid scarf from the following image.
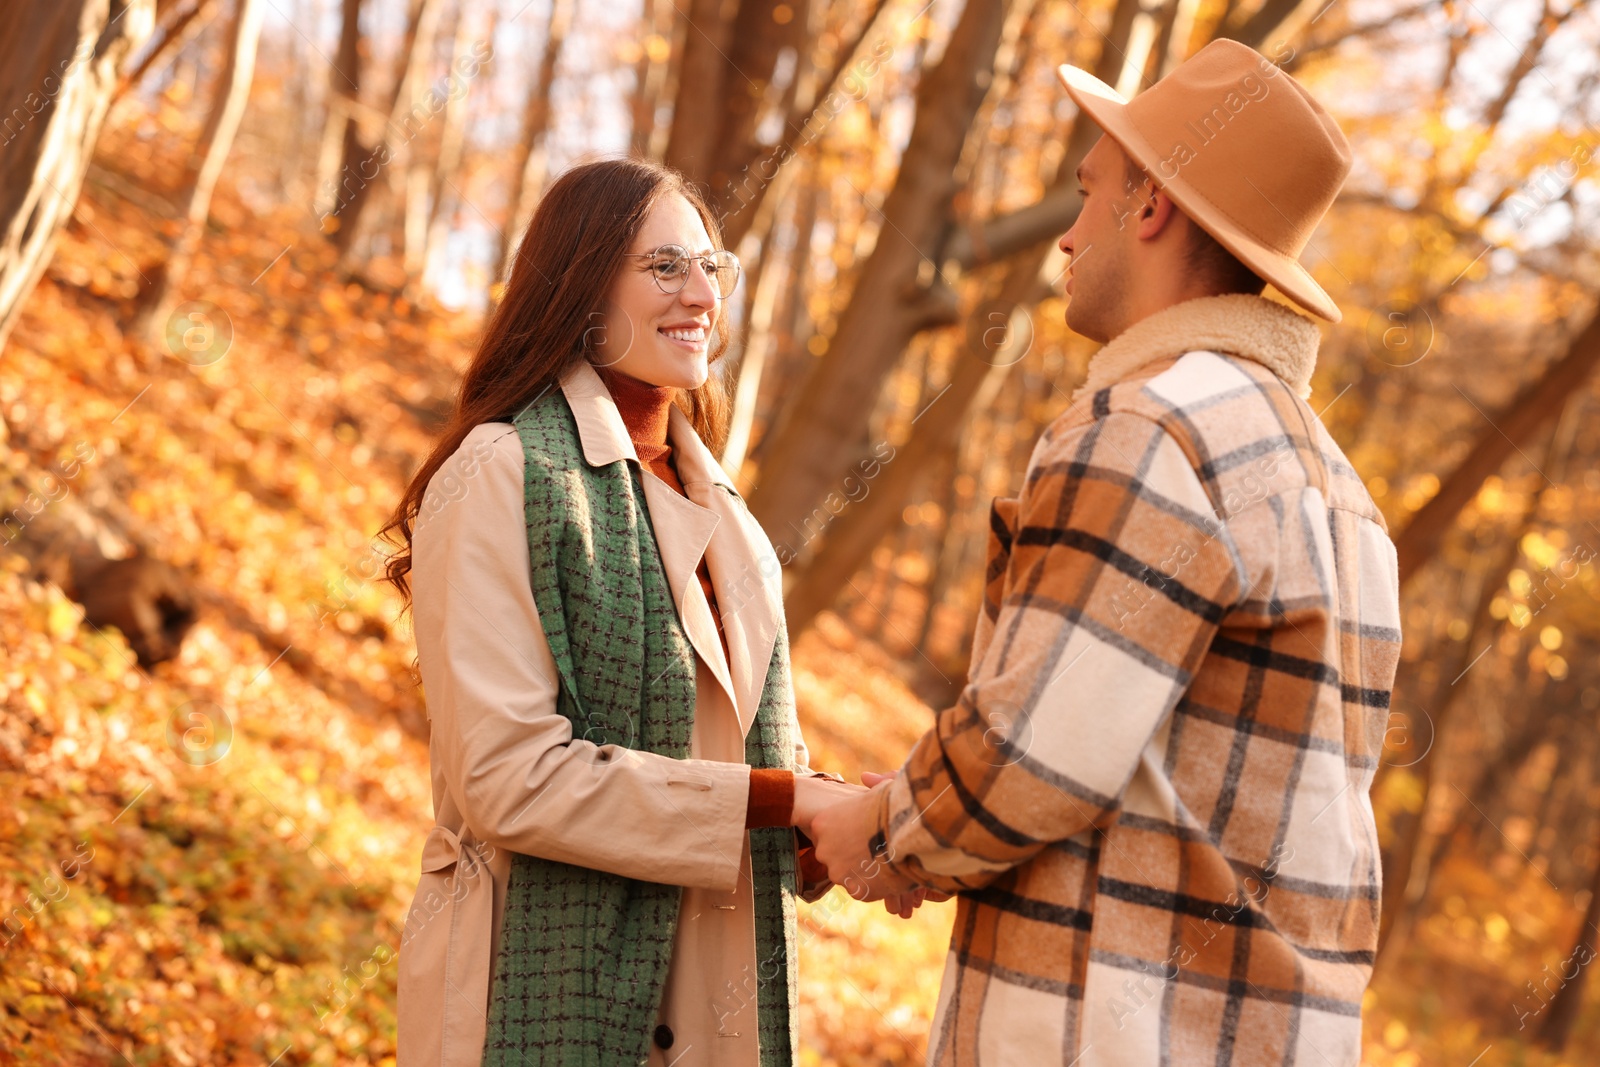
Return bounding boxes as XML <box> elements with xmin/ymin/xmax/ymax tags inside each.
<box><xmin>481</xmin><ymin>387</ymin><xmax>798</xmax><ymax>1066</ymax></box>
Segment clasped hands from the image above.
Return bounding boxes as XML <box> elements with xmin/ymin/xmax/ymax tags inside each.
<box><xmin>792</xmin><ymin>771</ymin><xmax>951</xmax><ymax>919</ymax></box>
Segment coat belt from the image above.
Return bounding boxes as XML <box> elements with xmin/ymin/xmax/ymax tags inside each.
<box><xmin>404</xmin><ymin>824</ymin><xmax>496</xmax><ymax>1067</ymax></box>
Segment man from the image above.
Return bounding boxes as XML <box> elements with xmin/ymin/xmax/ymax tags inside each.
<box><xmin>811</xmin><ymin>38</ymin><xmax>1401</xmax><ymax>1066</ymax></box>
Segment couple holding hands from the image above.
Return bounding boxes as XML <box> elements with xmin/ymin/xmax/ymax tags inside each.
<box><xmin>389</xmin><ymin>40</ymin><xmax>1401</xmax><ymax>1067</ymax></box>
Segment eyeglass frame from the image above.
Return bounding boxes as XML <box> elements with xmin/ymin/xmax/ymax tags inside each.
<box><xmin>621</xmin><ymin>244</ymin><xmax>742</xmax><ymax>299</ymax></box>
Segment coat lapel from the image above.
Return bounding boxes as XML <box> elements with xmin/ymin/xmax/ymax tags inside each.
<box><xmin>559</xmin><ymin>361</ymin><xmax>755</xmax><ymax>729</ymax></box>
<box><xmin>667</xmin><ymin>406</ymin><xmax>781</xmax><ymax>741</ymax></box>
<box><xmin>636</xmin><ymin>477</ymin><xmax>738</xmax><ymax>716</ymax></box>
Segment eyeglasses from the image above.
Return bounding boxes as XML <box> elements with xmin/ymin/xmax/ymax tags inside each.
<box><xmin>623</xmin><ymin>244</ymin><xmax>741</xmax><ymax>299</ymax></box>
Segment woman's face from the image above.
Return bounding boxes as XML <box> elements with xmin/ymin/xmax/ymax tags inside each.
<box><xmin>591</xmin><ymin>193</ymin><xmax>721</xmax><ymax>390</ymax></box>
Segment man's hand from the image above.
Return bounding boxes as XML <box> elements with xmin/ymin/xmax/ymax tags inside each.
<box><xmin>857</xmin><ymin>772</ymin><xmax>954</xmax><ymax>914</ymax></box>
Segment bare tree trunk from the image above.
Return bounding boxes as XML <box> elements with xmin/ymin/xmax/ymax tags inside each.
<box><xmin>324</xmin><ymin>0</ymin><xmax>444</xmax><ymax>258</ymax></box>
<box><xmin>1372</xmin><ymin>669</ymin><xmax>1523</xmax><ymax>946</ymax></box>
<box><xmin>718</xmin><ymin>0</ymin><xmax>891</xmax><ymax>246</ymax></box>
<box><xmin>114</xmin><ymin>0</ymin><xmax>221</xmax><ymax>102</ymax></box>
<box><xmin>942</xmin><ymin>0</ymin><xmax>1329</xmax><ymax>269</ymax></box>
<box><xmin>768</xmin><ymin>0</ymin><xmax>1157</xmax><ymax>632</ymax></box>
<box><xmin>703</xmin><ymin>0</ymin><xmax>808</xmax><ymax>204</ymax></box>
<box><xmin>0</xmin><ymin>0</ymin><xmax>156</xmax><ymax>352</ymax></box>
<box><xmin>401</xmin><ymin>0</ymin><xmax>459</xmax><ymax>280</ymax></box>
<box><xmin>495</xmin><ymin>0</ymin><xmax>571</xmax><ymax>281</ymax></box>
<box><xmin>1444</xmin><ymin>685</ymin><xmax>1556</xmax><ymax>857</ymax></box>
<box><xmin>409</xmin><ymin>0</ymin><xmax>492</xmax><ymax>294</ymax></box>
<box><xmin>130</xmin><ymin>0</ymin><xmax>264</xmax><ymax>338</ymax></box>
<box><xmin>1536</xmin><ymin>818</ymin><xmax>1600</xmax><ymax>1049</ymax></box>
<box><xmin>739</xmin><ymin>184</ymin><xmax>820</xmax><ymax>474</ymax></box>
<box><xmin>1218</xmin><ymin>0</ymin><xmax>1326</xmax><ymax>52</ymax></box>
<box><xmin>912</xmin><ymin>448</ymin><xmax>962</xmax><ymax>652</ymax></box>
<box><xmin>747</xmin><ymin>0</ymin><xmax>1008</xmax><ymax>545</ymax></box>
<box><xmin>722</xmin><ymin>166</ymin><xmax>811</xmax><ymax>473</ymax></box>
<box><xmin>323</xmin><ymin>0</ymin><xmax>366</xmax><ymax>232</ymax></box>
<box><xmin>1393</xmin><ymin>305</ymin><xmax>1600</xmax><ymax>584</ymax></box>
<box><xmin>658</xmin><ymin>0</ymin><xmax>733</xmax><ymax>184</ymax></box>
<box><xmin>1156</xmin><ymin>0</ymin><xmax>1204</xmax><ymax>75</ymax></box>
<box><xmin>780</xmin><ymin>252</ymin><xmax>1040</xmax><ymax>634</ymax></box>
<box><xmin>278</xmin><ymin>0</ymin><xmax>320</xmax><ymax>203</ymax></box>
<box><xmin>628</xmin><ymin>0</ymin><xmax>674</xmax><ymax>159</ymax></box>
<box><xmin>660</xmin><ymin>0</ymin><xmax>810</xmax><ymax>226</ymax></box>
<box><xmin>1375</xmin><ymin>429</ymin><xmax>1558</xmax><ymax>965</ymax></box>
<box><xmin>750</xmin><ymin>0</ymin><xmax>1332</xmax><ymax>562</ymax></box>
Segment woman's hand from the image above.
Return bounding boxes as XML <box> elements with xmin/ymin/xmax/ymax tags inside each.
<box><xmin>791</xmin><ymin>775</ymin><xmax>868</xmax><ymax>838</ymax></box>
<box><xmin>830</xmin><ymin>769</ymin><xmax>954</xmax><ymax>918</ymax></box>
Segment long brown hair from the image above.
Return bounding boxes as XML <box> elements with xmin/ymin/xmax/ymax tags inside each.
<box><xmin>380</xmin><ymin>158</ymin><xmax>733</xmax><ymax>604</ymax></box>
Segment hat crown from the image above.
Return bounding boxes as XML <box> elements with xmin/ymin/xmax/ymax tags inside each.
<box><xmin>1124</xmin><ymin>39</ymin><xmax>1351</xmax><ymax>258</ymax></box>
<box><xmin>1058</xmin><ymin>37</ymin><xmax>1351</xmax><ymax>319</ymax></box>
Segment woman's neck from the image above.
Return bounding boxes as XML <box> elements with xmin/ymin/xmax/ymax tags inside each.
<box><xmin>594</xmin><ymin>363</ymin><xmax>674</xmax><ymax>453</ymax></box>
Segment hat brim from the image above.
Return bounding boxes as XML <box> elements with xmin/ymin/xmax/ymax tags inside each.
<box><xmin>1055</xmin><ymin>63</ymin><xmax>1342</xmax><ymax>324</ymax></box>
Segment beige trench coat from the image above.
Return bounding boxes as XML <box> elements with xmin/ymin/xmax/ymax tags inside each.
<box><xmin>396</xmin><ymin>361</ymin><xmax>820</xmax><ymax>1067</ymax></box>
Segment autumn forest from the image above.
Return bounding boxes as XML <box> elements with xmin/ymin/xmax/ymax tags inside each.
<box><xmin>2</xmin><ymin>0</ymin><xmax>1599</xmax><ymax>1063</ymax></box>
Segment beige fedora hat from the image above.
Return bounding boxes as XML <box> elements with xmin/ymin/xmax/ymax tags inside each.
<box><xmin>1057</xmin><ymin>39</ymin><xmax>1351</xmax><ymax>322</ymax></box>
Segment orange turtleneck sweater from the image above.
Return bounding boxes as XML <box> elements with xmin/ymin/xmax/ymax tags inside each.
<box><xmin>595</xmin><ymin>365</ymin><xmax>795</xmax><ymax>830</ymax></box>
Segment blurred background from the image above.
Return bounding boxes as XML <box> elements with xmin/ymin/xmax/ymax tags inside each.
<box><xmin>1</xmin><ymin>0</ymin><xmax>1598</xmax><ymax>1062</ymax></box>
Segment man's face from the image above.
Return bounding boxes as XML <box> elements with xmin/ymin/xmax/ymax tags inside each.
<box><xmin>1059</xmin><ymin>135</ymin><xmax>1143</xmax><ymax>344</ymax></box>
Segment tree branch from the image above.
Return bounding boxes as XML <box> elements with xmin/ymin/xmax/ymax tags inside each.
<box><xmin>1393</xmin><ymin>306</ymin><xmax>1600</xmax><ymax>585</ymax></box>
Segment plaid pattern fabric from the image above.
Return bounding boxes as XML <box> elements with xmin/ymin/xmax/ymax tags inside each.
<box><xmin>878</xmin><ymin>344</ymin><xmax>1401</xmax><ymax>1066</ymax></box>
<box><xmin>483</xmin><ymin>393</ymin><xmax>797</xmax><ymax>1066</ymax></box>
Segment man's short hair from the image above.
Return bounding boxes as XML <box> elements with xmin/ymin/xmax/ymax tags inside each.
<box><xmin>1184</xmin><ymin>224</ymin><xmax>1267</xmax><ymax>297</ymax></box>
<box><xmin>1122</xmin><ymin>154</ymin><xmax>1267</xmax><ymax>297</ymax></box>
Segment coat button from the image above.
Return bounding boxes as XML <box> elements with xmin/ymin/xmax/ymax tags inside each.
<box><xmin>653</xmin><ymin>1024</ymin><xmax>674</xmax><ymax>1050</ymax></box>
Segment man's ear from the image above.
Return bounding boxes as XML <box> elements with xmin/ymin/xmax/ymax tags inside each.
<box><xmin>1133</xmin><ymin>186</ymin><xmax>1184</xmax><ymax>242</ymax></box>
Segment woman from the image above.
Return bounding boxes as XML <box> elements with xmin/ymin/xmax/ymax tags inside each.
<box><xmin>382</xmin><ymin>158</ymin><xmax>864</xmax><ymax>1067</ymax></box>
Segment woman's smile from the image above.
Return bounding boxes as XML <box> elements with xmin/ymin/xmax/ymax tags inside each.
<box><xmin>658</xmin><ymin>320</ymin><xmax>709</xmax><ymax>351</ymax></box>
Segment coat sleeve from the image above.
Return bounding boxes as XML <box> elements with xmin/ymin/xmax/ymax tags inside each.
<box><xmin>412</xmin><ymin>424</ymin><xmax>752</xmax><ymax>894</ymax></box>
<box><xmin>875</xmin><ymin>412</ymin><xmax>1243</xmax><ymax>892</ymax></box>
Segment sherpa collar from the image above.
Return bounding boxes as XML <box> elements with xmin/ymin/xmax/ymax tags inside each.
<box><xmin>1072</xmin><ymin>293</ymin><xmax>1322</xmax><ymax>405</ymax></box>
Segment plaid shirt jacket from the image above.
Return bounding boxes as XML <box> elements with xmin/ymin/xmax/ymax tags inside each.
<box><xmin>876</xmin><ymin>295</ymin><xmax>1401</xmax><ymax>1066</ymax></box>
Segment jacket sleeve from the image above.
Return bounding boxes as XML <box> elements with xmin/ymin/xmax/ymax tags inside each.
<box><xmin>412</xmin><ymin>424</ymin><xmax>751</xmax><ymax>894</ymax></box>
<box><xmin>876</xmin><ymin>412</ymin><xmax>1243</xmax><ymax>892</ymax></box>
